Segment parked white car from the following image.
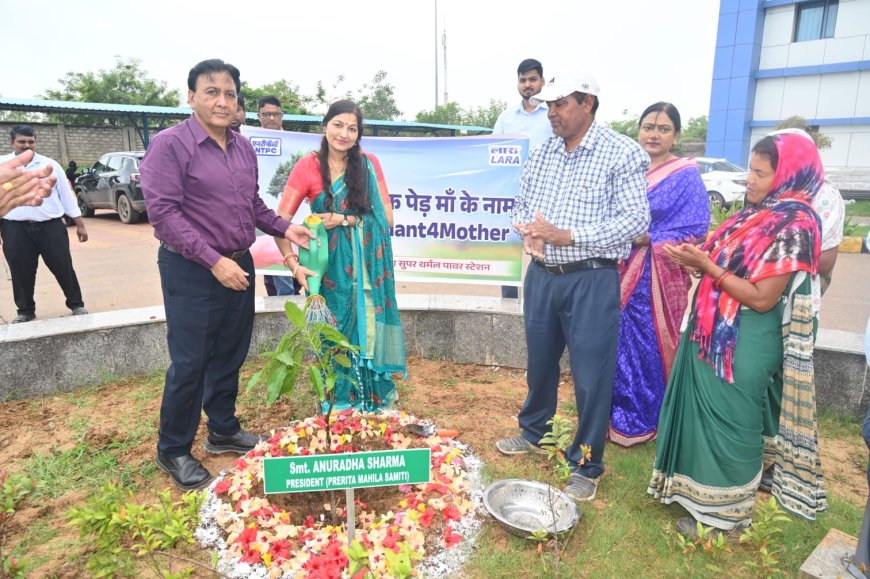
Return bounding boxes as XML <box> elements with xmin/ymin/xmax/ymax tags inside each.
<box><xmin>695</xmin><ymin>157</ymin><xmax>747</xmax><ymax>208</ymax></box>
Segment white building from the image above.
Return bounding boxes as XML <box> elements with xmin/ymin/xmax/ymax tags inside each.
<box><xmin>707</xmin><ymin>0</ymin><xmax>870</xmax><ymax>171</ymax></box>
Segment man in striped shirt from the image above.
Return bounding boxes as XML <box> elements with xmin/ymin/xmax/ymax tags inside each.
<box><xmin>496</xmin><ymin>72</ymin><xmax>650</xmax><ymax>502</ymax></box>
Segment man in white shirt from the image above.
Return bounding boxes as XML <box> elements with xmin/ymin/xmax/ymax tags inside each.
<box><xmin>492</xmin><ymin>58</ymin><xmax>554</xmax><ymax>298</ymax></box>
<box><xmin>0</xmin><ymin>125</ymin><xmax>89</xmax><ymax>323</ymax></box>
<box><xmin>0</xmin><ymin>150</ymin><xmax>55</xmax><ymax>217</ymax></box>
<box><xmin>492</xmin><ymin>58</ymin><xmax>554</xmax><ymax>150</ymax></box>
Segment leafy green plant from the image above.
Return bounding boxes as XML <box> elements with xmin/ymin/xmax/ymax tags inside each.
<box><xmin>344</xmin><ymin>539</ymin><xmax>371</xmax><ymax>578</ymax></box>
<box><xmin>66</xmin><ymin>482</ymin><xmax>206</xmax><ymax>578</ymax></box>
<box><xmin>538</xmin><ymin>414</ymin><xmax>590</xmax><ymax>483</ymax></box>
<box><xmin>843</xmin><ymin>216</ymin><xmax>861</xmax><ymax>237</ymax></box>
<box><xmin>676</xmin><ymin>520</ymin><xmax>732</xmax><ymax>559</ymax></box>
<box><xmin>710</xmin><ymin>200</ymin><xmax>744</xmax><ymax>229</ymax></box>
<box><xmin>0</xmin><ymin>470</ymin><xmax>38</xmax><ymax>578</ymax></box>
<box><xmin>246</xmin><ymin>301</ymin><xmax>360</xmax><ymax>428</ymax></box>
<box><xmin>739</xmin><ymin>496</ymin><xmax>792</xmax><ymax>576</ymax></box>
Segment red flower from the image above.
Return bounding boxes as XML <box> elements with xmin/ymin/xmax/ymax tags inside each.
<box><xmin>240</xmin><ymin>548</ymin><xmax>262</xmax><ymax>564</ymax></box>
<box><xmin>424</xmin><ymin>483</ymin><xmax>452</xmax><ymax>495</ymax></box>
<box><xmin>303</xmin><ymin>515</ymin><xmax>316</xmax><ymax>528</ymax></box>
<box><xmin>237</xmin><ymin>525</ymin><xmax>258</xmax><ymax>546</ymax></box>
<box><xmin>213</xmin><ymin>478</ymin><xmax>232</xmax><ymax>495</ymax></box>
<box><xmin>442</xmin><ymin>525</ymin><xmax>462</xmax><ymax>548</ymax></box>
<box><xmin>269</xmin><ymin>539</ymin><xmax>293</xmax><ymax>561</ymax></box>
<box><xmin>419</xmin><ymin>508</ymin><xmax>436</xmax><ymax>527</ymax></box>
<box><xmin>443</xmin><ymin>505</ymin><xmax>462</xmax><ymax>521</ymax></box>
<box><xmin>382</xmin><ymin>527</ymin><xmax>402</xmax><ymax>552</ymax></box>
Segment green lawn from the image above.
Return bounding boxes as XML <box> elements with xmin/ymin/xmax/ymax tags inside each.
<box><xmin>7</xmin><ymin>363</ymin><xmax>867</xmax><ymax>578</ymax></box>
<box><xmin>846</xmin><ymin>200</ymin><xmax>870</xmax><ymax>217</ymax></box>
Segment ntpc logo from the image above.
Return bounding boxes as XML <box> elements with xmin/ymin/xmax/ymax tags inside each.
<box><xmin>251</xmin><ymin>137</ymin><xmax>282</xmax><ymax>156</ymax></box>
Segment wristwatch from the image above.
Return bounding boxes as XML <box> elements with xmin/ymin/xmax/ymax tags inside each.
<box><xmin>341</xmin><ymin>215</ymin><xmax>350</xmax><ymax>227</ymax></box>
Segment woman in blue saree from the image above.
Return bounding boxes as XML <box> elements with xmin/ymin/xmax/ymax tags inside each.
<box><xmin>274</xmin><ymin>100</ymin><xmax>405</xmax><ymax>412</ymax></box>
<box><xmin>609</xmin><ymin>103</ymin><xmax>710</xmax><ymax>446</ymax></box>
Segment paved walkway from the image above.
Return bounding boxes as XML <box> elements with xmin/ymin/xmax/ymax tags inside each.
<box><xmin>2</xmin><ymin>211</ymin><xmax>868</xmax><ymax>334</ymax></box>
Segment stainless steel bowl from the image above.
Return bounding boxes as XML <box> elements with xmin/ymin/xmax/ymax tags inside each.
<box><xmin>482</xmin><ymin>479</ymin><xmax>580</xmax><ymax>537</ymax></box>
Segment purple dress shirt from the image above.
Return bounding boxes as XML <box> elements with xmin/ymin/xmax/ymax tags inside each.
<box><xmin>140</xmin><ymin>115</ymin><xmax>290</xmax><ymax>270</ymax></box>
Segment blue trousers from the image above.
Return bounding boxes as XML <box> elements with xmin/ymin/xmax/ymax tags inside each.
<box><xmin>519</xmin><ymin>263</ymin><xmax>620</xmax><ymax>479</ymax></box>
<box><xmin>156</xmin><ymin>247</ymin><xmax>254</xmax><ymax>457</ymax></box>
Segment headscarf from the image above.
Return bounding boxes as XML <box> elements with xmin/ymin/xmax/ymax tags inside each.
<box><xmin>691</xmin><ymin>133</ymin><xmax>822</xmax><ymax>382</ymax></box>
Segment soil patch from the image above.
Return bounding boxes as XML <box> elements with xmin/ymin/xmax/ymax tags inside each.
<box><xmin>1</xmin><ymin>356</ymin><xmax>866</xmax><ymax>576</ymax></box>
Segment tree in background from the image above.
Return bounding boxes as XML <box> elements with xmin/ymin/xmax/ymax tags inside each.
<box><xmin>354</xmin><ymin>70</ymin><xmax>401</xmax><ymax>121</ymax></box>
<box><xmin>241</xmin><ymin>79</ymin><xmax>314</xmax><ymax>115</ymax></box>
<box><xmin>312</xmin><ymin>70</ymin><xmax>401</xmax><ymax>121</ymax></box>
<box><xmin>416</xmin><ymin>102</ymin><xmax>463</xmax><ymax>125</ymax></box>
<box><xmin>774</xmin><ymin>115</ymin><xmax>831</xmax><ymax>150</ymax></box>
<box><xmin>607</xmin><ymin>110</ymin><xmax>640</xmax><ymax>141</ymax></box>
<box><xmin>415</xmin><ymin>99</ymin><xmax>506</xmax><ymax>128</ymax></box>
<box><xmin>682</xmin><ymin>115</ymin><xmax>707</xmax><ymax>141</ymax></box>
<box><xmin>43</xmin><ymin>57</ymin><xmax>181</xmax><ymax>126</ymax></box>
<box><xmin>464</xmin><ymin>100</ymin><xmax>507</xmax><ymax>128</ymax></box>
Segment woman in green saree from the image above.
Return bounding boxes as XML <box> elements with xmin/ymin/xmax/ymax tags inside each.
<box><xmin>274</xmin><ymin>100</ymin><xmax>405</xmax><ymax>412</ymax></box>
<box><xmin>648</xmin><ymin>133</ymin><xmax>824</xmax><ymax>534</ymax></box>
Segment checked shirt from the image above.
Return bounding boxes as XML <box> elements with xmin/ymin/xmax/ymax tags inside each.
<box><xmin>511</xmin><ymin>121</ymin><xmax>651</xmax><ymax>264</ymax></box>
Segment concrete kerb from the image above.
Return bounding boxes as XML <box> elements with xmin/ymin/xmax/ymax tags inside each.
<box><xmin>1</xmin><ymin>295</ymin><xmax>868</xmax><ymax>418</ymax></box>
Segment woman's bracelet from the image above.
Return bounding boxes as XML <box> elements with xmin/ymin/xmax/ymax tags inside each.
<box><xmin>713</xmin><ymin>269</ymin><xmax>732</xmax><ymax>289</ymax></box>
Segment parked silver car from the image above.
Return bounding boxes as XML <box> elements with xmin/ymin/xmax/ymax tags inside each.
<box><xmin>74</xmin><ymin>151</ymin><xmax>146</xmax><ymax>224</ymax></box>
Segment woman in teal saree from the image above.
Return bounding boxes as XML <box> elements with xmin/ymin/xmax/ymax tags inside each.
<box><xmin>274</xmin><ymin>100</ymin><xmax>405</xmax><ymax>412</ymax></box>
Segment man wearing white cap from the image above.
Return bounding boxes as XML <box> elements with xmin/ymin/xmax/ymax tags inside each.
<box><xmin>497</xmin><ymin>71</ymin><xmax>650</xmax><ymax>502</ymax></box>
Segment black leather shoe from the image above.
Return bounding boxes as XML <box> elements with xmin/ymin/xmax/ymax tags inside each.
<box><xmin>204</xmin><ymin>429</ymin><xmax>266</xmax><ymax>454</ymax></box>
<box><xmin>155</xmin><ymin>453</ymin><xmax>212</xmax><ymax>491</ymax></box>
<box><xmin>12</xmin><ymin>314</ymin><xmax>35</xmax><ymax>323</ymax></box>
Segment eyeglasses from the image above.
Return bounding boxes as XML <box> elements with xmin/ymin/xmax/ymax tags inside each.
<box><xmin>259</xmin><ymin>112</ymin><xmax>283</xmax><ymax>119</ymax></box>
<box><xmin>640</xmin><ymin>124</ymin><xmax>674</xmax><ymax>135</ymax></box>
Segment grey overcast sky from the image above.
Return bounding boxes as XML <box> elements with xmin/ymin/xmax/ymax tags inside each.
<box><xmin>1</xmin><ymin>0</ymin><xmax>719</xmax><ymax>123</ymax></box>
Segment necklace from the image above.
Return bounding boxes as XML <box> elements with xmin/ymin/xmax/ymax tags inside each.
<box><xmin>327</xmin><ymin>157</ymin><xmax>347</xmax><ymax>176</ymax></box>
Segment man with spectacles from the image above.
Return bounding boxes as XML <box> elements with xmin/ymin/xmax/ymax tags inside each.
<box><xmin>257</xmin><ymin>96</ymin><xmax>300</xmax><ymax>296</ymax></box>
<box><xmin>140</xmin><ymin>60</ymin><xmax>314</xmax><ymax>490</ymax></box>
<box><xmin>257</xmin><ymin>96</ymin><xmax>284</xmax><ymax>130</ymax></box>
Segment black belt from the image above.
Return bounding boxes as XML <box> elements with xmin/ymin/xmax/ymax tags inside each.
<box><xmin>161</xmin><ymin>242</ymin><xmax>248</xmax><ymax>261</ymax></box>
<box><xmin>533</xmin><ymin>258</ymin><xmax>617</xmax><ymax>274</ymax></box>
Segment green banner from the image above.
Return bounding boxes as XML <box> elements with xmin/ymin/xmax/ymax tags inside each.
<box><xmin>263</xmin><ymin>448</ymin><xmax>431</xmax><ymax>494</ymax></box>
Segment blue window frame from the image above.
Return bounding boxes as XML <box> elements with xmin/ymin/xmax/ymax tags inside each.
<box><xmin>794</xmin><ymin>0</ymin><xmax>838</xmax><ymax>42</ymax></box>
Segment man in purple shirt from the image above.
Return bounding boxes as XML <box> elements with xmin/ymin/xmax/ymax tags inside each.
<box><xmin>141</xmin><ymin>59</ymin><xmax>313</xmax><ymax>490</ymax></box>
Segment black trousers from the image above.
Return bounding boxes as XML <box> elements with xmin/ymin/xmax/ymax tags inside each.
<box><xmin>0</xmin><ymin>218</ymin><xmax>85</xmax><ymax>316</ymax></box>
<box><xmin>156</xmin><ymin>246</ymin><xmax>254</xmax><ymax>457</ymax></box>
